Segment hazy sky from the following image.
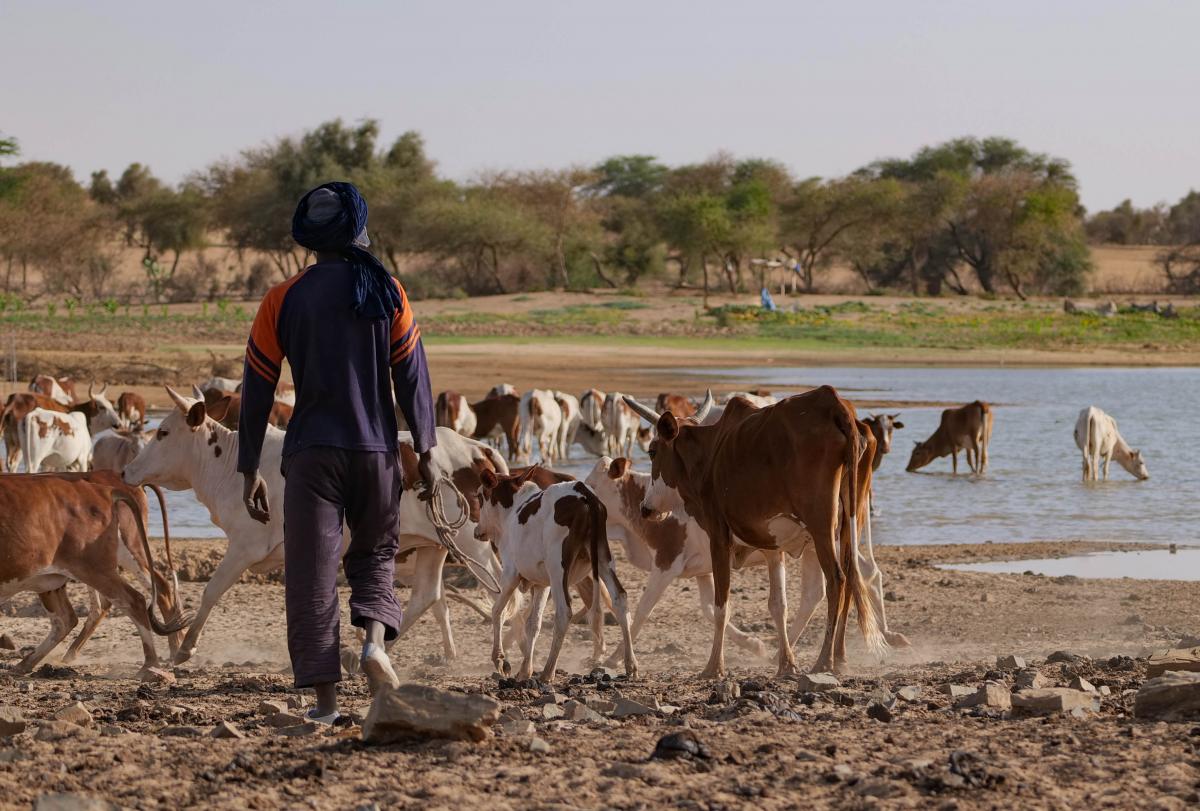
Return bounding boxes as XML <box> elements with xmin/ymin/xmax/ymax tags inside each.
<box><xmin>2</xmin><ymin>1</ymin><xmax>1196</xmax><ymax>211</ymax></box>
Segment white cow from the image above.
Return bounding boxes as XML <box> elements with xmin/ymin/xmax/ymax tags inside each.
<box><xmin>553</xmin><ymin>391</ymin><xmax>581</xmax><ymax>460</ymax></box>
<box><xmin>476</xmin><ymin>468</ymin><xmax>637</xmax><ymax>681</ymax></box>
<box><xmin>72</xmin><ymin>384</ymin><xmax>127</xmax><ymax>435</ymax></box>
<box><xmin>92</xmin><ymin>429</ymin><xmax>151</xmax><ymax>474</ymax></box>
<box><xmin>487</xmin><ymin>383</ymin><xmax>517</xmax><ymax>399</ymax></box>
<box><xmin>601</xmin><ymin>392</ymin><xmax>639</xmax><ymax>457</ymax></box>
<box><xmin>725</xmin><ymin>391</ymin><xmax>777</xmax><ymax>409</ymax></box>
<box><xmin>201</xmin><ymin>376</ymin><xmax>241</xmax><ymax>394</ymax></box>
<box><xmin>519</xmin><ymin>389</ymin><xmax>563</xmax><ymax>463</ymax></box>
<box><xmin>122</xmin><ymin>387</ymin><xmax>507</xmax><ymax>664</ymax></box>
<box><xmin>19</xmin><ymin>409</ymin><xmax>90</xmax><ymax>472</ymax></box>
<box><xmin>579</xmin><ymin>388</ymin><xmax>606</xmax><ymax>432</ymax></box>
<box><xmin>1074</xmin><ymin>406</ymin><xmax>1149</xmax><ymax>482</ymax></box>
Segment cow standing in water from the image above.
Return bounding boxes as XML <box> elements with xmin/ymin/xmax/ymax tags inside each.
<box><xmin>1074</xmin><ymin>406</ymin><xmax>1149</xmax><ymax>481</ymax></box>
<box><xmin>906</xmin><ymin>401</ymin><xmax>993</xmax><ymax>474</ymax></box>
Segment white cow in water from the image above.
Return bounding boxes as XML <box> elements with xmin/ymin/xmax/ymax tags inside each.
<box><xmin>518</xmin><ymin>389</ymin><xmax>563</xmax><ymax>463</ymax></box>
<box><xmin>1074</xmin><ymin>406</ymin><xmax>1149</xmax><ymax>482</ymax></box>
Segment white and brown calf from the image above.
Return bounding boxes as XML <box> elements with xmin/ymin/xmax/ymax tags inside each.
<box><xmin>477</xmin><ymin>469</ymin><xmax>637</xmax><ymax>682</ymax></box>
<box><xmin>20</xmin><ymin>408</ymin><xmax>90</xmax><ymax>472</ymax></box>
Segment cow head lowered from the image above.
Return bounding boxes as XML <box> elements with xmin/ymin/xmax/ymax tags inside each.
<box><xmin>124</xmin><ymin>386</ymin><xmax>227</xmax><ymax>491</ymax></box>
<box><xmin>474</xmin><ymin>466</ymin><xmax>541</xmax><ymax>546</ymax></box>
<box><xmin>622</xmin><ymin>391</ymin><xmax>717</xmax><ymax>522</ymax></box>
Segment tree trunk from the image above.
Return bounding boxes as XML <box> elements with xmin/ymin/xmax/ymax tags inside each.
<box><xmin>724</xmin><ymin>259</ymin><xmax>737</xmax><ymax>295</ymax></box>
<box><xmin>555</xmin><ymin>234</ymin><xmax>569</xmax><ymax>289</ymax></box>
<box><xmin>486</xmin><ymin>245</ymin><xmax>506</xmax><ymax>294</ymax></box>
<box><xmin>588</xmin><ymin>252</ymin><xmax>618</xmax><ymax>288</ymax></box>
<box><xmin>170</xmin><ymin>251</ymin><xmax>181</xmax><ymax>278</ymax></box>
<box><xmin>21</xmin><ymin>260</ymin><xmax>27</xmax><ymax>291</ymax></box>
<box><xmin>701</xmin><ymin>253</ymin><xmax>710</xmax><ymax>310</ymax></box>
<box><xmin>1005</xmin><ymin>271</ymin><xmax>1028</xmax><ymax>301</ymax></box>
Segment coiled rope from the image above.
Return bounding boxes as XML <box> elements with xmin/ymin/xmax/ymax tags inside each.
<box><xmin>420</xmin><ymin>476</ymin><xmax>501</xmax><ymax>594</ymax></box>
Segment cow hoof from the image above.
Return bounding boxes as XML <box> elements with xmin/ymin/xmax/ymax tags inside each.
<box><xmin>884</xmin><ymin>631</ymin><xmax>912</xmax><ymax>648</ymax></box>
<box><xmin>172</xmin><ymin>649</ymin><xmax>195</xmax><ymax>666</ymax></box>
<box><xmin>699</xmin><ymin>666</ymin><xmax>725</xmax><ymax>680</ymax></box>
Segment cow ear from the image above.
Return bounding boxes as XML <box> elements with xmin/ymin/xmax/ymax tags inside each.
<box><xmin>608</xmin><ymin>457</ymin><xmax>629</xmax><ymax>479</ymax></box>
<box><xmin>480</xmin><ymin>468</ymin><xmax>499</xmax><ymax>490</ymax></box>
<box><xmin>516</xmin><ymin>465</ymin><xmax>539</xmax><ymax>486</ymax></box>
<box><xmin>186</xmin><ymin>401</ymin><xmax>207</xmax><ymax>428</ymax></box>
<box><xmin>657</xmin><ymin>411</ymin><xmax>679</xmax><ymax>442</ymax></box>
<box><xmin>893</xmin><ymin>420</ymin><xmax>904</xmax><ymax>429</ymax></box>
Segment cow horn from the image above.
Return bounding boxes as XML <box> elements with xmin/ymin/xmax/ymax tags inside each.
<box><xmin>191</xmin><ymin>384</ymin><xmax>206</xmax><ymax>401</ymax></box>
<box><xmin>622</xmin><ymin>396</ymin><xmax>660</xmax><ymax>424</ymax></box>
<box><xmin>88</xmin><ymin>381</ymin><xmax>95</xmax><ymax>398</ymax></box>
<box><xmin>99</xmin><ymin>382</ymin><xmax>108</xmax><ymax>396</ymax></box>
<box><xmin>695</xmin><ymin>389</ymin><xmax>715</xmax><ymax>422</ymax></box>
<box><xmin>165</xmin><ymin>386</ymin><xmax>192</xmax><ymax>413</ymax></box>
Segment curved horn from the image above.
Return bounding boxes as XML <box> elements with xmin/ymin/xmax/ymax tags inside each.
<box><xmin>98</xmin><ymin>382</ymin><xmax>108</xmax><ymax>396</ymax></box>
<box><xmin>88</xmin><ymin>381</ymin><xmax>95</xmax><ymax>398</ymax></box>
<box><xmin>622</xmin><ymin>395</ymin><xmax>660</xmax><ymax>424</ymax></box>
<box><xmin>191</xmin><ymin>384</ymin><xmax>206</xmax><ymax>401</ymax></box>
<box><xmin>165</xmin><ymin>386</ymin><xmax>192</xmax><ymax>413</ymax></box>
<box><xmin>695</xmin><ymin>389</ymin><xmax>715</xmax><ymax>422</ymax></box>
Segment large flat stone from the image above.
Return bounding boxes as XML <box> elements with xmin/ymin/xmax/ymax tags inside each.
<box><xmin>362</xmin><ymin>684</ymin><xmax>500</xmax><ymax>744</ymax></box>
<box><xmin>1146</xmin><ymin>647</ymin><xmax>1200</xmax><ymax>678</ymax></box>
<box><xmin>954</xmin><ymin>682</ymin><xmax>1011</xmax><ymax>710</ymax></box>
<box><xmin>1134</xmin><ymin>671</ymin><xmax>1200</xmax><ymax>721</ymax></box>
<box><xmin>1011</xmin><ymin>688</ymin><xmax>1098</xmax><ymax>716</ymax></box>
<box><xmin>0</xmin><ymin>706</ymin><xmax>26</xmax><ymax>737</ymax></box>
<box><xmin>797</xmin><ymin>673</ymin><xmax>840</xmax><ymax>692</ymax></box>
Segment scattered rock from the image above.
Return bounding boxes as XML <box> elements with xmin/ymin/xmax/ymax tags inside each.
<box><xmin>826</xmin><ymin>763</ymin><xmax>856</xmax><ymax>783</ymax></box>
<box><xmin>1047</xmin><ymin>650</ymin><xmax>1087</xmax><ymax>664</ymax></box>
<box><xmin>34</xmin><ymin>794</ymin><xmax>118</xmax><ymax>811</ymax></box>
<box><xmin>0</xmin><ymin>706</ymin><xmax>26</xmax><ymax>737</ymax></box>
<box><xmin>651</xmin><ymin>730</ymin><xmax>711</xmax><ymax>761</ymax></box>
<box><xmin>1099</xmin><ymin>685</ymin><xmax>1112</xmax><ymax>696</ymax></box>
<box><xmin>563</xmin><ymin>700</ymin><xmax>603</xmax><ymax>723</ymax></box>
<box><xmin>588</xmin><ymin>666</ymin><xmax>618</xmax><ymax>681</ymax></box>
<box><xmin>797</xmin><ymin>673</ymin><xmax>840</xmax><ymax>692</ymax></box>
<box><xmin>866</xmin><ymin>701</ymin><xmax>894</xmax><ymax>723</ymax></box>
<box><xmin>266</xmin><ymin>712</ymin><xmax>305</xmax><ymax>728</ymax></box>
<box><xmin>0</xmin><ymin>634</ymin><xmax>15</xmax><ymax>651</ymax></box>
<box><xmin>995</xmin><ymin>654</ymin><xmax>1026</xmax><ymax>671</ymax></box>
<box><xmin>1069</xmin><ymin>677</ymin><xmax>1096</xmax><ymax>693</ymax></box>
<box><xmin>277</xmin><ymin>722</ymin><xmax>320</xmax><ymax>737</ymax></box>
<box><xmin>1012</xmin><ymin>688</ymin><xmax>1098</xmax><ymax>717</ymax></box>
<box><xmin>533</xmin><ymin>691</ymin><xmax>567</xmax><ymax>706</ymax></box>
<box><xmin>885</xmin><ymin>590</ymin><xmax>900</xmax><ymax>602</ymax></box>
<box><xmin>210</xmin><ymin>721</ymin><xmax>245</xmax><ymax>739</ymax></box>
<box><xmin>53</xmin><ymin>702</ymin><xmax>93</xmax><ymax>727</ymax></box>
<box><xmin>362</xmin><ymin>684</ymin><xmax>500</xmax><ymax>744</ymax></box>
<box><xmin>541</xmin><ymin>703</ymin><xmax>565</xmax><ymax>721</ymax></box>
<box><xmin>980</xmin><ymin>593</ymin><xmax>994</xmax><ymax>603</ymax></box>
<box><xmin>529</xmin><ymin>737</ymin><xmax>551</xmax><ymax>754</ymax></box>
<box><xmin>582</xmin><ymin>696</ymin><xmax>616</xmax><ymax>714</ymax></box>
<box><xmin>501</xmin><ymin>719</ymin><xmax>535</xmax><ymax>736</ymax></box>
<box><xmin>258</xmin><ymin>699</ymin><xmax>289</xmax><ymax>716</ymax></box>
<box><xmin>940</xmin><ymin>684</ymin><xmax>974</xmax><ymax>698</ymax></box>
<box><xmin>159</xmin><ymin>725</ymin><xmax>203</xmax><ymax>737</ymax></box>
<box><xmin>612</xmin><ymin>697</ymin><xmax>658</xmax><ymax>718</ymax></box>
<box><xmin>99</xmin><ymin>725</ymin><xmax>127</xmax><ymax>737</ymax></box>
<box><xmin>955</xmin><ymin>682</ymin><xmax>1011</xmax><ymax>711</ymax></box>
<box><xmin>896</xmin><ymin>686</ymin><xmax>922</xmax><ymax>703</ymax></box>
<box><xmin>708</xmin><ymin>680</ymin><xmax>741</xmax><ymax>703</ymax></box>
<box><xmin>1014</xmin><ymin>669</ymin><xmax>1049</xmax><ymax>690</ymax></box>
<box><xmin>1134</xmin><ymin>671</ymin><xmax>1200</xmax><ymax>721</ymax></box>
<box><xmin>1146</xmin><ymin>647</ymin><xmax>1200</xmax><ymax>678</ymax></box>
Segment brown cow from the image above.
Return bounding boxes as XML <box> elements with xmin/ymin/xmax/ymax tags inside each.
<box><xmin>117</xmin><ymin>391</ymin><xmax>148</xmax><ymax>428</ymax></box>
<box><xmin>631</xmin><ymin>387</ymin><xmax>885</xmax><ymax>677</ymax></box>
<box><xmin>471</xmin><ymin>393</ymin><xmax>520</xmax><ymax>460</ymax></box>
<box><xmin>29</xmin><ymin>374</ymin><xmax>76</xmax><ymax>405</ymax></box>
<box><xmin>655</xmin><ymin>393</ymin><xmax>696</xmax><ymax>420</ymax></box>
<box><xmin>200</xmin><ymin>390</ymin><xmax>289</xmax><ymax>431</ymax></box>
<box><xmin>0</xmin><ymin>472</ymin><xmax>189</xmax><ymax>674</ymax></box>
<box><xmin>1</xmin><ymin>393</ymin><xmax>69</xmax><ymax>471</ymax></box>
<box><xmin>906</xmin><ymin>401</ymin><xmax>993</xmax><ymax>474</ymax></box>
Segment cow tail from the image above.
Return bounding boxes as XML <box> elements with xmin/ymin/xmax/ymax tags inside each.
<box><xmin>977</xmin><ymin>401</ymin><xmax>993</xmax><ymax>471</ymax></box>
<box><xmin>837</xmin><ymin>406</ymin><xmax>887</xmax><ymax>658</ymax></box>
<box><xmin>111</xmin><ymin>491</ymin><xmax>192</xmax><ymax>636</ymax></box>
<box><xmin>143</xmin><ymin>484</ymin><xmax>181</xmax><ymax>605</ymax></box>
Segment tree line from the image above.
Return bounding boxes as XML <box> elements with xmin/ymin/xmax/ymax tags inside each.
<box><xmin>1</xmin><ymin>121</ymin><xmax>1198</xmax><ymax>303</ymax></box>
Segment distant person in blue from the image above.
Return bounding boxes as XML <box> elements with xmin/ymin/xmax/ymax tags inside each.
<box><xmin>237</xmin><ymin>182</ymin><xmax>436</xmax><ymax>724</ymax></box>
<box><xmin>761</xmin><ymin>287</ymin><xmax>778</xmax><ymax>312</ymax></box>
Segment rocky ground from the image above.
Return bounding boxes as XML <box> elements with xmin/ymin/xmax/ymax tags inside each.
<box><xmin>1</xmin><ymin>540</ymin><xmax>1198</xmax><ymax>810</ymax></box>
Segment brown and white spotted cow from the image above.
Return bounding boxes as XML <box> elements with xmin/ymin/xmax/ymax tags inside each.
<box><xmin>906</xmin><ymin>401</ymin><xmax>993</xmax><ymax>474</ymax></box>
<box><xmin>476</xmin><ymin>468</ymin><xmax>637</xmax><ymax>682</ymax></box>
<box><xmin>19</xmin><ymin>408</ymin><xmax>90</xmax><ymax>472</ymax></box>
<box><xmin>1</xmin><ymin>393</ymin><xmax>67</xmax><ymax>471</ymax></box>
<box><xmin>30</xmin><ymin>374</ymin><xmax>76</xmax><ymax>406</ymax></box>
<box><xmin>861</xmin><ymin>414</ymin><xmax>904</xmax><ymax>472</ymax></box>
<box><xmin>626</xmin><ymin>387</ymin><xmax>886</xmax><ymax>677</ymax></box>
<box><xmin>117</xmin><ymin>391</ymin><xmax>148</xmax><ymax>429</ymax></box>
<box><xmin>0</xmin><ymin>473</ymin><xmax>189</xmax><ymax>674</ymax></box>
<box><xmin>436</xmin><ymin>391</ymin><xmax>478</xmax><ymax>438</ymax></box>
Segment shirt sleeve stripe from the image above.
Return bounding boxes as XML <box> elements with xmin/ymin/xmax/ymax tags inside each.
<box><xmin>246</xmin><ymin>350</ymin><xmax>278</xmax><ymax>383</ymax></box>
<box><xmin>391</xmin><ymin>326</ymin><xmax>422</xmax><ymax>364</ymax></box>
<box><xmin>247</xmin><ymin>337</ymin><xmax>281</xmax><ymax>378</ymax></box>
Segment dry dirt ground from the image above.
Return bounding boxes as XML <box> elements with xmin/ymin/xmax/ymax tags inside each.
<box><xmin>0</xmin><ymin>539</ymin><xmax>1197</xmax><ymax>810</ymax></box>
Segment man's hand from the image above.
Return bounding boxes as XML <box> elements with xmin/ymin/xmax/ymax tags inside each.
<box><xmin>416</xmin><ymin>451</ymin><xmax>437</xmax><ymax>501</ymax></box>
<box><xmin>243</xmin><ymin>471</ymin><xmax>270</xmax><ymax>523</ymax></box>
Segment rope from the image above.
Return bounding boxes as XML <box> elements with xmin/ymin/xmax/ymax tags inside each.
<box><xmin>421</xmin><ymin>476</ymin><xmax>501</xmax><ymax>594</ymax></box>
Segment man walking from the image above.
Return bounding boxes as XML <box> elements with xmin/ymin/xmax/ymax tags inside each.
<box><xmin>237</xmin><ymin>182</ymin><xmax>436</xmax><ymax>723</ymax></box>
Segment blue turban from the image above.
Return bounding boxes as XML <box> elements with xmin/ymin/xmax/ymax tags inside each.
<box><xmin>291</xmin><ymin>182</ymin><xmax>404</xmax><ymax>320</ymax></box>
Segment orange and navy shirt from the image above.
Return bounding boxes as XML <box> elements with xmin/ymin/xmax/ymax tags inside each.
<box><xmin>236</xmin><ymin>259</ymin><xmax>435</xmax><ymax>474</ymax></box>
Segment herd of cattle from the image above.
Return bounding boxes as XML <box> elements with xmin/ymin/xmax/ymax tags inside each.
<box><xmin>0</xmin><ymin>373</ymin><xmax>1151</xmax><ymax>684</ymax></box>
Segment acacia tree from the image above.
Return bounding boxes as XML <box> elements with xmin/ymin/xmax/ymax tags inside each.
<box><xmin>658</xmin><ymin>193</ymin><xmax>732</xmax><ymax>308</ymax></box>
<box><xmin>588</xmin><ymin>155</ymin><xmax>668</xmax><ymax>286</ymax></box>
<box><xmin>778</xmin><ymin>177</ymin><xmax>892</xmax><ymax>293</ymax></box>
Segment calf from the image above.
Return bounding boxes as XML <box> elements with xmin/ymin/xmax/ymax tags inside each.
<box><xmin>20</xmin><ymin>409</ymin><xmax>90</xmax><ymax>472</ymax></box>
<box><xmin>123</xmin><ymin>388</ymin><xmax>504</xmax><ymax>664</ymax></box>
<box><xmin>471</xmin><ymin>392</ymin><xmax>520</xmax><ymax>460</ymax></box>
<box><xmin>436</xmin><ymin>391</ymin><xmax>478</xmax><ymax>437</ymax></box>
<box><xmin>477</xmin><ymin>469</ymin><xmax>636</xmax><ymax>681</ymax></box>
<box><xmin>92</xmin><ymin>429</ymin><xmax>151</xmax><ymax>474</ymax></box>
<box><xmin>861</xmin><ymin>414</ymin><xmax>904</xmax><ymax>470</ymax></box>
<box><xmin>1074</xmin><ymin>406</ymin><xmax>1149</xmax><ymax>481</ymax></box>
<box><xmin>602</xmin><ymin>392</ymin><xmax>640</xmax><ymax>458</ymax></box>
<box><xmin>906</xmin><ymin>401</ymin><xmax>993</xmax><ymax>474</ymax></box>
<box><xmin>117</xmin><ymin>391</ymin><xmax>148</xmax><ymax>429</ymax></box>
<box><xmin>30</xmin><ymin>374</ymin><xmax>76</xmax><ymax>406</ymax></box>
<box><xmin>1</xmin><ymin>393</ymin><xmax>67</xmax><ymax>470</ymax></box>
<box><xmin>627</xmin><ymin>388</ymin><xmax>885</xmax><ymax>677</ymax></box>
<box><xmin>519</xmin><ymin>389</ymin><xmax>563</xmax><ymax>463</ymax></box>
<box><xmin>0</xmin><ymin>474</ymin><xmax>188</xmax><ymax>674</ymax></box>
<box><xmin>553</xmin><ymin>391</ymin><xmax>581</xmax><ymax>460</ymax></box>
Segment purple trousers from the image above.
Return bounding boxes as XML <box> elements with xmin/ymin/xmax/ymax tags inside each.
<box><xmin>282</xmin><ymin>447</ymin><xmax>404</xmax><ymax>687</ymax></box>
